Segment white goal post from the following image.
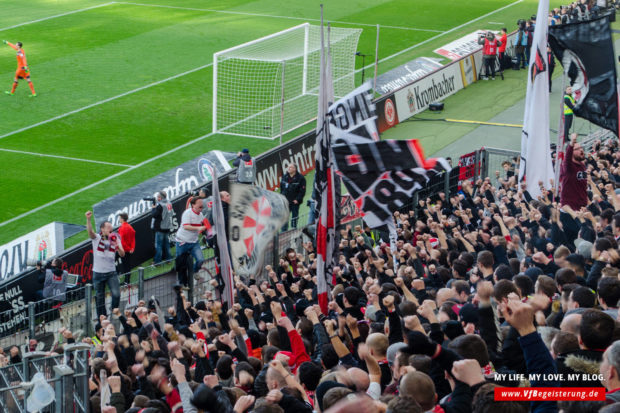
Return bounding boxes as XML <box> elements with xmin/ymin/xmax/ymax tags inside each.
<box><xmin>213</xmin><ymin>23</ymin><xmax>362</xmax><ymax>140</ymax></box>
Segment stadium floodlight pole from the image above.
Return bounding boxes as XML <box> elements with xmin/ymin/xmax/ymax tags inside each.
<box><xmin>373</xmin><ymin>24</ymin><xmax>380</xmax><ymax>92</ymax></box>
<box><xmin>280</xmin><ymin>60</ymin><xmax>286</xmax><ymax>145</ymax></box>
<box><xmin>554</xmin><ymin>71</ymin><xmax>568</xmax><ymax>194</ymax></box>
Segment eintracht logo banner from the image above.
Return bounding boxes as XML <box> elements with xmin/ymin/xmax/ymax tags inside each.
<box><xmin>229</xmin><ymin>183</ymin><xmax>289</xmax><ymax>278</ymax></box>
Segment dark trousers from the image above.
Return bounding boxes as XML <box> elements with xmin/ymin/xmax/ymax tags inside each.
<box><xmin>565</xmin><ymin>114</ymin><xmax>573</xmax><ymax>140</ymax></box>
<box><xmin>525</xmin><ymin>46</ymin><xmax>531</xmax><ymax>66</ymax></box>
<box><xmin>548</xmin><ymin>67</ymin><xmax>555</xmax><ymax>92</ymax></box>
<box><xmin>483</xmin><ymin>56</ymin><xmax>496</xmax><ymax>78</ymax></box>
<box><xmin>120</xmin><ymin>252</ymin><xmax>132</xmax><ymax>284</ymax></box>
<box><xmin>282</xmin><ymin>202</ymin><xmax>300</xmax><ymax>231</ymax></box>
<box><xmin>516</xmin><ymin>50</ymin><xmax>526</xmax><ymax>69</ymax></box>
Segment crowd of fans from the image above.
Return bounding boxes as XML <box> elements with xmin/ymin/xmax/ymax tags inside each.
<box><xmin>548</xmin><ymin>0</ymin><xmax>615</xmax><ymax>25</ymax></box>
<box><xmin>4</xmin><ymin>133</ymin><xmax>619</xmax><ymax>413</ymax></box>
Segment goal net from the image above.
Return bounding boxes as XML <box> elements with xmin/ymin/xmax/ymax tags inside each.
<box><xmin>213</xmin><ymin>23</ymin><xmax>362</xmax><ymax>139</ymax></box>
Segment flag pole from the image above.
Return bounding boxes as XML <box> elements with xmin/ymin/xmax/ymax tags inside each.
<box><xmin>554</xmin><ymin>71</ymin><xmax>567</xmax><ymax>195</ymax></box>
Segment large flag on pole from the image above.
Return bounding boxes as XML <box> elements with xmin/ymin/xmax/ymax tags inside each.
<box><xmin>518</xmin><ymin>0</ymin><xmax>553</xmax><ymax>199</ymax></box>
<box><xmin>332</xmin><ymin>137</ymin><xmax>449</xmax><ymax>244</ymax></box>
<box><xmin>315</xmin><ymin>6</ymin><xmax>337</xmax><ymax>315</ymax></box>
<box><xmin>548</xmin><ymin>15</ymin><xmax>619</xmax><ymax>136</ymax></box>
<box><xmin>229</xmin><ymin>183</ymin><xmax>289</xmax><ymax>278</ymax></box>
<box><xmin>210</xmin><ymin>165</ymin><xmax>234</xmax><ymax>307</ymax></box>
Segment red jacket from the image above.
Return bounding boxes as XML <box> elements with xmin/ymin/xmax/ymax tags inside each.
<box><xmin>288</xmin><ymin>329</ymin><xmax>311</xmax><ymax>373</ymax></box>
<box><xmin>483</xmin><ymin>38</ymin><xmax>498</xmax><ymax>56</ymax></box>
<box><xmin>498</xmin><ymin>34</ymin><xmax>507</xmax><ymax>52</ymax></box>
<box><xmin>118</xmin><ymin>222</ymin><xmax>136</xmax><ymax>253</ymax></box>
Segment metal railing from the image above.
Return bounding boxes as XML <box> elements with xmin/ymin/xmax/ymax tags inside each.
<box><xmin>0</xmin><ymin>345</ymin><xmax>90</xmax><ymax>413</ymax></box>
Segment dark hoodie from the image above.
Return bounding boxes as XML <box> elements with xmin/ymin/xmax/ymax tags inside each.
<box><xmin>555</xmin><ymin>349</ymin><xmax>605</xmax><ymax>388</ymax></box>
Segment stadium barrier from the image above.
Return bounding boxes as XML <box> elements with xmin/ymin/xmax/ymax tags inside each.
<box><xmin>375</xmin><ymin>30</ymin><xmax>519</xmax><ymax>133</ymax></box>
<box><xmin>0</xmin><ymin>346</ymin><xmax>90</xmax><ymax>413</ymax></box>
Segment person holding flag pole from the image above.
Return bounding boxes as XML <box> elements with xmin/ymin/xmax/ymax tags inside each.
<box><xmin>518</xmin><ymin>0</ymin><xmax>554</xmax><ymax>200</ymax></box>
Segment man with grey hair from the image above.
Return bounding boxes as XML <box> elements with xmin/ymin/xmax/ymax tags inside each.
<box><xmin>601</xmin><ymin>341</ymin><xmax>620</xmax><ymax>403</ymax></box>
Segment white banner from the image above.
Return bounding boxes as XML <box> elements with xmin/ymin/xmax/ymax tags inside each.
<box><xmin>394</xmin><ymin>64</ymin><xmax>464</xmax><ymax>122</ymax></box>
<box><xmin>0</xmin><ymin>222</ymin><xmax>64</xmax><ymax>281</ymax></box>
<box><xmin>519</xmin><ymin>0</ymin><xmax>553</xmax><ymax>198</ymax></box>
<box><xmin>434</xmin><ymin>30</ymin><xmax>492</xmax><ymax>60</ymax></box>
<box><xmin>229</xmin><ymin>184</ymin><xmax>289</xmax><ymax>278</ymax></box>
<box><xmin>329</xmin><ymin>83</ymin><xmax>379</xmax><ymax>141</ymax></box>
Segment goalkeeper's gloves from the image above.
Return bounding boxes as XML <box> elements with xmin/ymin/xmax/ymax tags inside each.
<box><xmin>2</xmin><ymin>40</ymin><xmax>6</xmax><ymax>45</ymax></box>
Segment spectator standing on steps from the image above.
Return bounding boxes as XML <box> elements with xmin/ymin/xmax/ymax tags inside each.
<box><xmin>86</xmin><ymin>211</ymin><xmax>124</xmax><ymax>318</ymax></box>
<box><xmin>176</xmin><ymin>197</ymin><xmax>207</xmax><ymax>273</ymax></box>
<box><xmin>560</xmin><ymin>133</ymin><xmax>587</xmax><ymax>210</ymax></box>
<box><xmin>151</xmin><ymin>190</ymin><xmax>173</xmax><ymax>265</ymax></box>
<box><xmin>478</xmin><ymin>31</ymin><xmax>500</xmax><ymax>80</ymax></box>
<box><xmin>118</xmin><ymin>212</ymin><xmax>135</xmax><ymax>284</ymax></box>
<box><xmin>280</xmin><ymin>163</ymin><xmax>306</xmax><ymax>231</ymax></box>
<box><xmin>564</xmin><ymin>86</ymin><xmax>576</xmax><ymax>140</ymax></box>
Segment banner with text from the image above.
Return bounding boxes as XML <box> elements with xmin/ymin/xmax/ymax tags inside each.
<box><xmin>93</xmin><ymin>150</ymin><xmax>233</xmax><ymax>229</ymax></box>
<box><xmin>394</xmin><ymin>64</ymin><xmax>465</xmax><ymax>122</ymax></box>
<box><xmin>0</xmin><ymin>223</ymin><xmax>64</xmax><ymax>281</ymax></box>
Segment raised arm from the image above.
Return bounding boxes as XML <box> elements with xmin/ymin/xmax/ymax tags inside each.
<box><xmin>85</xmin><ymin>211</ymin><xmax>96</xmax><ymax>239</ymax></box>
<box><xmin>4</xmin><ymin>41</ymin><xmax>18</xmax><ymax>51</ymax></box>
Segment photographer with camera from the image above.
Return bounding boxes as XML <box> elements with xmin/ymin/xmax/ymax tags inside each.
<box><xmin>34</xmin><ymin>258</ymin><xmax>68</xmax><ymax>304</ymax></box>
<box><xmin>86</xmin><ymin>211</ymin><xmax>124</xmax><ymax>318</ymax></box>
<box><xmin>150</xmin><ymin>190</ymin><xmax>174</xmax><ymax>265</ymax></box>
<box><xmin>478</xmin><ymin>31</ymin><xmax>501</xmax><ymax>80</ymax></box>
<box><xmin>515</xmin><ymin>19</ymin><xmax>528</xmax><ymax>69</ymax></box>
<box><xmin>233</xmin><ymin>148</ymin><xmax>256</xmax><ymax>184</ymax></box>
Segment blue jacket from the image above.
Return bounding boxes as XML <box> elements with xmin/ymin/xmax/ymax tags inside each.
<box><xmin>518</xmin><ymin>332</ymin><xmax>560</xmax><ymax>413</ymax></box>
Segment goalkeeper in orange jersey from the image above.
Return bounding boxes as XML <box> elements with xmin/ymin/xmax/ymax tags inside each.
<box><xmin>3</xmin><ymin>40</ymin><xmax>36</xmax><ymax>97</ymax></box>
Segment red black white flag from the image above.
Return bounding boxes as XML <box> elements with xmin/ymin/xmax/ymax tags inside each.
<box><xmin>314</xmin><ymin>16</ymin><xmax>337</xmax><ymax>315</ymax></box>
<box><xmin>549</xmin><ymin>15</ymin><xmax>619</xmax><ymax>136</ymax></box>
<box><xmin>229</xmin><ymin>184</ymin><xmax>289</xmax><ymax>279</ymax></box>
<box><xmin>332</xmin><ymin>137</ymin><xmax>449</xmax><ymax>230</ymax></box>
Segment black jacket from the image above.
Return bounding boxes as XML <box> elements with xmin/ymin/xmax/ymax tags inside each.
<box><xmin>280</xmin><ymin>172</ymin><xmax>306</xmax><ymax>205</ymax></box>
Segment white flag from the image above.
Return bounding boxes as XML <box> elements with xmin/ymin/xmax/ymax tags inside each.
<box><xmin>210</xmin><ymin>165</ymin><xmax>234</xmax><ymax>307</ymax></box>
<box><xmin>518</xmin><ymin>0</ymin><xmax>554</xmax><ymax>199</ymax></box>
<box><xmin>314</xmin><ymin>11</ymin><xmax>336</xmax><ymax>315</ymax></box>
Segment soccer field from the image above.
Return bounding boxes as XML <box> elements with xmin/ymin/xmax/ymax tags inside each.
<box><xmin>0</xmin><ymin>0</ymin><xmax>545</xmax><ymax>245</ymax></box>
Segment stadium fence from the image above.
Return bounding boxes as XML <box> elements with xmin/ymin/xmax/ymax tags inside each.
<box><xmin>0</xmin><ymin>346</ymin><xmax>90</xmax><ymax>413</ymax></box>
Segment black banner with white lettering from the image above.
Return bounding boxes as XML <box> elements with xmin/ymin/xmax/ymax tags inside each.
<box><xmin>549</xmin><ymin>15</ymin><xmax>619</xmax><ymax>135</ymax></box>
<box><xmin>332</xmin><ymin>137</ymin><xmax>450</xmax><ymax>228</ymax></box>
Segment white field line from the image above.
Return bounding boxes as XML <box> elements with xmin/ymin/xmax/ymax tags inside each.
<box><xmin>0</xmin><ymin>62</ymin><xmax>213</xmax><ymax>141</ymax></box>
<box><xmin>0</xmin><ymin>147</ymin><xmax>133</xmax><ymax>167</ymax></box>
<box><xmin>0</xmin><ymin>0</ymin><xmax>523</xmax><ymax>227</ymax></box>
<box><xmin>0</xmin><ymin>131</ymin><xmax>215</xmax><ymax>228</ymax></box>
<box><xmin>360</xmin><ymin>0</ymin><xmax>523</xmax><ymax>69</ymax></box>
<box><xmin>0</xmin><ymin>2</ymin><xmax>116</xmax><ymax>32</ymax></box>
<box><xmin>117</xmin><ymin>2</ymin><xmax>445</xmax><ymax>33</ymax></box>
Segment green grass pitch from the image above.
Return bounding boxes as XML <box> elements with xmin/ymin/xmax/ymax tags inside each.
<box><xmin>0</xmin><ymin>0</ymin><xmax>559</xmax><ymax>245</ymax></box>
